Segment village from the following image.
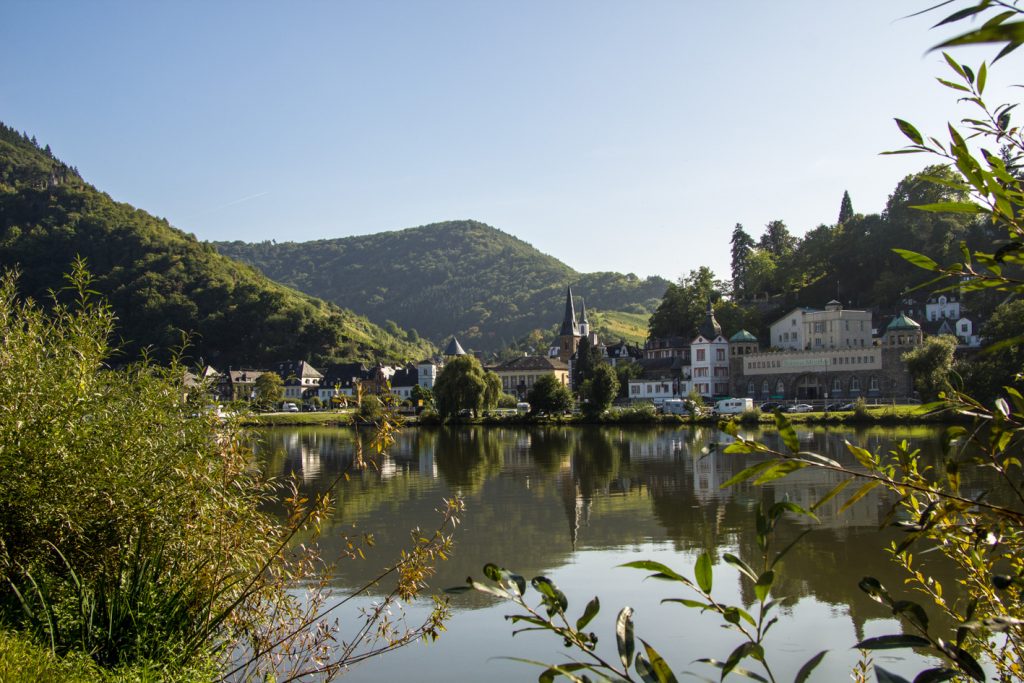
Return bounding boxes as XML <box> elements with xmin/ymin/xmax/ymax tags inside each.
<box><xmin>194</xmin><ymin>285</ymin><xmax>983</xmax><ymax>414</ymax></box>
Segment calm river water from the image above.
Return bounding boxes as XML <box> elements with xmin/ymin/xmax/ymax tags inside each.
<box><xmin>255</xmin><ymin>424</ymin><xmax>983</xmax><ymax>681</ymax></box>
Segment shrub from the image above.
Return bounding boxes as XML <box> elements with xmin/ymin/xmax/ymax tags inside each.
<box><xmin>0</xmin><ymin>265</ymin><xmax>459</xmax><ymax>678</ymax></box>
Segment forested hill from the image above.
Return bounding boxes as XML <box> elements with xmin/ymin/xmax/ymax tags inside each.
<box><xmin>215</xmin><ymin>221</ymin><xmax>670</xmax><ymax>350</ymax></box>
<box><xmin>0</xmin><ymin>123</ymin><xmax>434</xmax><ymax>367</ymax></box>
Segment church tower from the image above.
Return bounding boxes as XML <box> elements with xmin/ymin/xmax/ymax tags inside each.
<box><xmin>557</xmin><ymin>286</ymin><xmax>580</xmax><ymax>363</ymax></box>
<box><xmin>578</xmin><ymin>298</ymin><xmax>590</xmax><ymax>339</ymax></box>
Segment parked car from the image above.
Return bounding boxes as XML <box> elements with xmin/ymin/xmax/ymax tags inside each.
<box><xmin>759</xmin><ymin>402</ymin><xmax>782</xmax><ymax>412</ymax></box>
<box><xmin>838</xmin><ymin>402</ymin><xmax>857</xmax><ymax>411</ymax></box>
<box><xmin>282</xmin><ymin>402</ymin><xmax>299</xmax><ymax>413</ymax></box>
<box><xmin>788</xmin><ymin>403</ymin><xmax>814</xmax><ymax>413</ymax></box>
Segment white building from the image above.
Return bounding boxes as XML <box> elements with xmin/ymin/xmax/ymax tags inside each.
<box><xmin>769</xmin><ymin>301</ymin><xmax>871</xmax><ymax>351</ymax></box>
<box><xmin>926</xmin><ymin>295</ymin><xmax>961</xmax><ymax>322</ymax></box>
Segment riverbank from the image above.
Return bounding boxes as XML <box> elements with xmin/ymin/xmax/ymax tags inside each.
<box><xmin>242</xmin><ymin>404</ymin><xmax>959</xmax><ymax>428</ymax></box>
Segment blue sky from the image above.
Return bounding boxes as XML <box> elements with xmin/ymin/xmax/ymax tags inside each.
<box><xmin>2</xmin><ymin>2</ymin><xmax>1018</xmax><ymax>282</ymax></box>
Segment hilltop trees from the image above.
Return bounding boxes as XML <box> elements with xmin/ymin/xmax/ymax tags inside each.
<box><xmin>648</xmin><ymin>267</ymin><xmax>725</xmax><ymax>339</ymax></box>
<box><xmin>729</xmin><ymin>223</ymin><xmax>754</xmax><ymax>298</ymax></box>
<box><xmin>838</xmin><ymin>190</ymin><xmax>854</xmax><ymax>224</ymax></box>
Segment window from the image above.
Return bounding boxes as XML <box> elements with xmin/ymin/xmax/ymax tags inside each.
<box><xmin>813</xmin><ymin>322</ymin><xmax>825</xmax><ymax>333</ymax></box>
<box><xmin>747</xmin><ymin>381</ymin><xmax>755</xmax><ymax>395</ymax></box>
<box><xmin>833</xmin><ymin>377</ymin><xmax>842</xmax><ymax>392</ymax></box>
<box><xmin>850</xmin><ymin>377</ymin><xmax>861</xmax><ymax>391</ymax></box>
<box><xmin>631</xmin><ymin>385</ymin><xmax>639</xmax><ymax>395</ymax></box>
<box><xmin>761</xmin><ymin>380</ymin><xmax>770</xmax><ymax>395</ymax></box>
<box><xmin>716</xmin><ymin>348</ymin><xmax>726</xmax><ymax>361</ymax></box>
<box><xmin>696</xmin><ymin>349</ymin><xmax>706</xmax><ymax>361</ymax></box>
<box><xmin>869</xmin><ymin>376</ymin><xmax>879</xmax><ymax>391</ymax></box>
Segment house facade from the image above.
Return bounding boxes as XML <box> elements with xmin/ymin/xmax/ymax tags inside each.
<box><xmin>493</xmin><ymin>355</ymin><xmax>570</xmax><ymax>399</ymax></box>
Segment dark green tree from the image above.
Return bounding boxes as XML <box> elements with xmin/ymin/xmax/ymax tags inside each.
<box><xmin>902</xmin><ymin>335</ymin><xmax>958</xmax><ymax>401</ymax></box>
<box><xmin>580</xmin><ymin>364</ymin><xmax>619</xmax><ymax>417</ymax></box>
<box><xmin>526</xmin><ymin>374</ymin><xmax>573</xmax><ymax>415</ymax></box>
<box><xmin>729</xmin><ymin>223</ymin><xmax>755</xmax><ymax>298</ymax></box>
<box><xmin>483</xmin><ymin>370</ymin><xmax>502</xmax><ymax>413</ymax></box>
<box><xmin>838</xmin><ymin>190</ymin><xmax>854</xmax><ymax>224</ymax></box>
<box><xmin>758</xmin><ymin>220</ymin><xmax>797</xmax><ymax>258</ymax></box>
<box><xmin>963</xmin><ymin>300</ymin><xmax>1024</xmax><ymax>402</ymax></box>
<box><xmin>613</xmin><ymin>359</ymin><xmax>643</xmax><ymax>399</ymax></box>
<box><xmin>572</xmin><ymin>335</ymin><xmax>603</xmax><ymax>389</ymax></box>
<box><xmin>434</xmin><ymin>355</ymin><xmax>488</xmax><ymax>419</ymax></box>
<box><xmin>648</xmin><ymin>267</ymin><xmax>726</xmax><ymax>339</ymax></box>
<box><xmin>254</xmin><ymin>372</ymin><xmax>284</xmax><ymax>409</ymax></box>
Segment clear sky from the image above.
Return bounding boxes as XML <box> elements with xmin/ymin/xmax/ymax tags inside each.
<box><xmin>2</xmin><ymin>2</ymin><xmax>1018</xmax><ymax>283</ymax></box>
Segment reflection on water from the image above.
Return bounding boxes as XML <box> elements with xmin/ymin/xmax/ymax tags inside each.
<box><xmin>255</xmin><ymin>424</ymin><xmax>981</xmax><ymax>682</ymax></box>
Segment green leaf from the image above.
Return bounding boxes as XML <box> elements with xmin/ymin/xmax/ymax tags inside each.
<box><xmin>977</xmin><ymin>61</ymin><xmax>987</xmax><ymax>93</ymax></box>
<box><xmin>722</xmin><ymin>553</ymin><xmax>758</xmax><ymax>583</ymax></box>
<box><xmin>753</xmin><ymin>459</ymin><xmax>809</xmax><ymax>484</ymax></box>
<box><xmin>937</xmin><ymin>640</ymin><xmax>985</xmax><ymax>681</ymax></box>
<box><xmin>794</xmin><ymin>650</ymin><xmax>827</xmax><ymax>683</ymax></box>
<box><xmin>875</xmin><ymin>666</ymin><xmax>912</xmax><ymax>683</ymax></box>
<box><xmin>858</xmin><ymin>577</ymin><xmax>893</xmax><ymax>607</ymax></box>
<box><xmin>895</xmin><ymin>118</ymin><xmax>924</xmax><ymax>145</ymax></box>
<box><xmin>839</xmin><ymin>480</ymin><xmax>881</xmax><ymax>513</ymax></box>
<box><xmin>909</xmin><ymin>201</ymin><xmax>983</xmax><ymax>214</ymax></box>
<box><xmin>638</xmin><ymin>639</ymin><xmax>678</xmax><ymax>683</ymax></box>
<box><xmin>619</xmin><ymin>560</ymin><xmax>691</xmax><ymax>585</ymax></box>
<box><xmin>576</xmin><ymin>596</ymin><xmax>600</xmax><ymax>631</ymax></box>
<box><xmin>693</xmin><ymin>659</ymin><xmax>768</xmax><ymax>682</ymax></box>
<box><xmin>893</xmin><ymin>600</ymin><xmax>930</xmax><ymax>632</ymax></box>
<box><xmin>616</xmin><ymin>606</ymin><xmax>635</xmax><ymax>668</ymax></box>
<box><xmin>466</xmin><ymin>578</ymin><xmax>511</xmax><ymax>599</ymax></box>
<box><xmin>769</xmin><ymin>500</ymin><xmax>817</xmax><ymax>522</ymax></box>
<box><xmin>774</xmin><ymin>412</ymin><xmax>799</xmax><ymax>453</ymax></box>
<box><xmin>722</xmin><ymin>642</ymin><xmax>762</xmax><ymax>678</ymax></box>
<box><xmin>694</xmin><ymin>551</ymin><xmax>713</xmax><ymax>593</ymax></box>
<box><xmin>893</xmin><ymin>248</ymin><xmax>941</xmax><ymax>271</ymax></box>
<box><xmin>811</xmin><ymin>479</ymin><xmax>852</xmax><ymax>512</ymax></box>
<box><xmin>661</xmin><ymin>598</ymin><xmax>710</xmax><ymax>610</ymax></box>
<box><xmin>912</xmin><ymin>667</ymin><xmax>957</xmax><ymax>683</ymax></box>
<box><xmin>753</xmin><ymin>570</ymin><xmax>775</xmax><ymax>602</ymax></box>
<box><xmin>855</xmin><ymin>634</ymin><xmax>931</xmax><ymax>650</ymax></box>
<box><xmin>720</xmin><ymin>460</ymin><xmax>777</xmax><ymax>488</ymax></box>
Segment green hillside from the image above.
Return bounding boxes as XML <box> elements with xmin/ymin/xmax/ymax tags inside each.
<box><xmin>215</xmin><ymin>221</ymin><xmax>669</xmax><ymax>350</ymax></box>
<box><xmin>0</xmin><ymin>123</ymin><xmax>433</xmax><ymax>367</ymax></box>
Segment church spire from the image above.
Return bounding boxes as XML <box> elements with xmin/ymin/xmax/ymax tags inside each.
<box><xmin>579</xmin><ymin>298</ymin><xmax>589</xmax><ymax>338</ymax></box>
<box><xmin>559</xmin><ymin>286</ymin><xmax>579</xmax><ymax>337</ymax></box>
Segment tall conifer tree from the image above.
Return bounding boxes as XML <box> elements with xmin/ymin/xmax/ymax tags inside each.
<box><xmin>838</xmin><ymin>190</ymin><xmax>854</xmax><ymax>224</ymax></box>
<box><xmin>729</xmin><ymin>223</ymin><xmax>754</xmax><ymax>298</ymax></box>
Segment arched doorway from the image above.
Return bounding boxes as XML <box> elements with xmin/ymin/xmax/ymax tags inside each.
<box><xmin>795</xmin><ymin>374</ymin><xmax>822</xmax><ymax>400</ymax></box>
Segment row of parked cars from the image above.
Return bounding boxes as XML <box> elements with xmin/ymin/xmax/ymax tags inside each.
<box><xmin>758</xmin><ymin>402</ymin><xmax>857</xmax><ymax>413</ymax></box>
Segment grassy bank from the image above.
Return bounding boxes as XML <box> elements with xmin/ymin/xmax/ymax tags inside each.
<box><xmin>240</xmin><ymin>409</ymin><xmax>356</xmax><ymax>426</ymax></box>
<box><xmin>414</xmin><ymin>403</ymin><xmax>955</xmax><ymax>428</ymax></box>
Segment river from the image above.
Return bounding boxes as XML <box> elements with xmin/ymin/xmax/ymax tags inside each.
<box><xmin>254</xmin><ymin>424</ymin><xmax>984</xmax><ymax>681</ymax></box>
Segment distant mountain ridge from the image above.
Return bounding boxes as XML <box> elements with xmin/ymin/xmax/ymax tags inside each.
<box><xmin>0</xmin><ymin>122</ymin><xmax>433</xmax><ymax>367</ymax></box>
<box><xmin>214</xmin><ymin>221</ymin><xmax>671</xmax><ymax>350</ymax></box>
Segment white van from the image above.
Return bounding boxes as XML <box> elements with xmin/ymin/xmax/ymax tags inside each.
<box><xmin>661</xmin><ymin>399</ymin><xmax>691</xmax><ymax>415</ymax></box>
<box><xmin>516</xmin><ymin>402</ymin><xmax>531</xmax><ymax>414</ymax></box>
<box><xmin>715</xmin><ymin>398</ymin><xmax>754</xmax><ymax>415</ymax></box>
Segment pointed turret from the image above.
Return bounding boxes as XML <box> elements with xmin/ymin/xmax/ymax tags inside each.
<box><xmin>698</xmin><ymin>299</ymin><xmax>722</xmax><ymax>340</ymax></box>
<box><xmin>443</xmin><ymin>336</ymin><xmax>467</xmax><ymax>357</ymax></box>
<box><xmin>560</xmin><ymin>286</ymin><xmax>579</xmax><ymax>337</ymax></box>
<box><xmin>578</xmin><ymin>298</ymin><xmax>589</xmax><ymax>338</ymax></box>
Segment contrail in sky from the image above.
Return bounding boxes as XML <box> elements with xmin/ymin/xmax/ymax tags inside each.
<box><xmin>185</xmin><ymin>191</ymin><xmax>270</xmax><ymax>219</ymax></box>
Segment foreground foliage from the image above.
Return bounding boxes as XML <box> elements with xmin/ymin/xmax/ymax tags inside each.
<box><xmin>0</xmin><ymin>265</ymin><xmax>459</xmax><ymax>679</ymax></box>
